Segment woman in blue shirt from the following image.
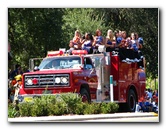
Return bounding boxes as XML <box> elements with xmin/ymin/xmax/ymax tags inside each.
<box><xmin>81</xmin><ymin>32</ymin><xmax>93</xmax><ymax>54</ymax></box>
<box><xmin>105</xmin><ymin>29</ymin><xmax>116</xmax><ymax>52</ymax></box>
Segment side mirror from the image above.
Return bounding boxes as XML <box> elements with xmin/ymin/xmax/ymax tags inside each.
<box><xmin>34</xmin><ymin>66</ymin><xmax>39</xmax><ymax>71</ymax></box>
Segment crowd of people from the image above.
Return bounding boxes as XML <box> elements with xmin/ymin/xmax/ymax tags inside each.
<box><xmin>137</xmin><ymin>88</ymin><xmax>158</xmax><ymax>113</ymax></box>
<box><xmin>8</xmin><ymin>64</ymin><xmax>24</xmax><ymax>103</ymax></box>
<box><xmin>67</xmin><ymin>29</ymin><xmax>144</xmax><ymax>66</ymax></box>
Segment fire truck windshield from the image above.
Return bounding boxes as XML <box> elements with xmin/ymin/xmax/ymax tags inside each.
<box><xmin>38</xmin><ymin>56</ymin><xmax>82</xmax><ymax>70</ymax></box>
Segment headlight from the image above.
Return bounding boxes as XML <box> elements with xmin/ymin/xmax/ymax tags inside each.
<box><xmin>27</xmin><ymin>79</ymin><xmax>33</xmax><ymax>85</ymax></box>
<box><xmin>55</xmin><ymin>77</ymin><xmax>61</xmax><ymax>83</ymax></box>
<box><xmin>61</xmin><ymin>77</ymin><xmax>68</xmax><ymax>83</ymax></box>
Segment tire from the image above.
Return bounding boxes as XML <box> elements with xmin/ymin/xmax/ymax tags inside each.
<box><xmin>80</xmin><ymin>88</ymin><xmax>91</xmax><ymax>103</ymax></box>
<box><xmin>127</xmin><ymin>89</ymin><xmax>137</xmax><ymax>112</ymax></box>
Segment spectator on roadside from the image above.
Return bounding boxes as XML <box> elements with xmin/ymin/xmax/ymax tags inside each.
<box><xmin>9</xmin><ymin>64</ymin><xmax>23</xmax><ymax>79</ymax></box>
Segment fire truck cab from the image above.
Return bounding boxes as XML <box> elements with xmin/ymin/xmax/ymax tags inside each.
<box><xmin>19</xmin><ymin>47</ymin><xmax>146</xmax><ymax>112</ymax></box>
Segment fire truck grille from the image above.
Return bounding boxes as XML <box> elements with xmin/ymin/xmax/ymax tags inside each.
<box><xmin>24</xmin><ymin>74</ymin><xmax>70</xmax><ymax>88</ymax></box>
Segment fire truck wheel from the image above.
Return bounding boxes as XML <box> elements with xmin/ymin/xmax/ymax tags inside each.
<box><xmin>127</xmin><ymin>89</ymin><xmax>136</xmax><ymax>112</ymax></box>
<box><xmin>80</xmin><ymin>88</ymin><xmax>90</xmax><ymax>103</ymax></box>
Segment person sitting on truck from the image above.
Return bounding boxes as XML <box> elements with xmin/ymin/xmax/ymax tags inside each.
<box><xmin>72</xmin><ymin>30</ymin><xmax>82</xmax><ymax>50</ymax></box>
<box><xmin>81</xmin><ymin>32</ymin><xmax>93</xmax><ymax>54</ymax></box>
<box><xmin>67</xmin><ymin>40</ymin><xmax>75</xmax><ymax>55</ymax></box>
<box><xmin>129</xmin><ymin>32</ymin><xmax>140</xmax><ymax>62</ymax></box>
<box><xmin>67</xmin><ymin>30</ymin><xmax>82</xmax><ymax>54</ymax></box>
<box><xmin>105</xmin><ymin>29</ymin><xmax>116</xmax><ymax>52</ymax></box>
<box><xmin>135</xmin><ymin>32</ymin><xmax>144</xmax><ymax>67</ymax></box>
<box><xmin>92</xmin><ymin>29</ymin><xmax>105</xmax><ymax>54</ymax></box>
<box><xmin>112</xmin><ymin>30</ymin><xmax>132</xmax><ymax>62</ymax></box>
<box><xmin>72</xmin><ymin>30</ymin><xmax>82</xmax><ymax>44</ymax></box>
<box><xmin>120</xmin><ymin>31</ymin><xmax>137</xmax><ymax>62</ymax></box>
<box><xmin>115</xmin><ymin>30</ymin><xmax>123</xmax><ymax>48</ymax></box>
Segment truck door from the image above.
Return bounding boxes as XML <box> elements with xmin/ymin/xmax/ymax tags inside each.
<box><xmin>84</xmin><ymin>57</ymin><xmax>98</xmax><ymax>98</ymax></box>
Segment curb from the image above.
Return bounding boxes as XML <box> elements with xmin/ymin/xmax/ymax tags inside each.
<box><xmin>8</xmin><ymin>112</ymin><xmax>158</xmax><ymax>122</ymax></box>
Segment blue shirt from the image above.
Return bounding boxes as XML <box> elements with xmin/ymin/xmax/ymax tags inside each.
<box><xmin>107</xmin><ymin>40</ymin><xmax>112</xmax><ymax>45</ymax></box>
<box><xmin>96</xmin><ymin>36</ymin><xmax>103</xmax><ymax>45</ymax></box>
<box><xmin>138</xmin><ymin>37</ymin><xmax>144</xmax><ymax>45</ymax></box>
<box><xmin>83</xmin><ymin>40</ymin><xmax>92</xmax><ymax>53</ymax></box>
<box><xmin>131</xmin><ymin>40</ymin><xmax>138</xmax><ymax>52</ymax></box>
<box><xmin>116</xmin><ymin>37</ymin><xmax>122</xmax><ymax>46</ymax></box>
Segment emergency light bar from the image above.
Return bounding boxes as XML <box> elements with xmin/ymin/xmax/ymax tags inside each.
<box><xmin>47</xmin><ymin>50</ymin><xmax>63</xmax><ymax>57</ymax></box>
<box><xmin>59</xmin><ymin>48</ymin><xmax>66</xmax><ymax>53</ymax></box>
<box><xmin>72</xmin><ymin>50</ymin><xmax>88</xmax><ymax>55</ymax></box>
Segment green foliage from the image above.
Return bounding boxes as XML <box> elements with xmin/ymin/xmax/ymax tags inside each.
<box><xmin>82</xmin><ymin>102</ymin><xmax>96</xmax><ymax>114</ymax></box>
<box><xmin>8</xmin><ymin>94</ymin><xmax>119</xmax><ymax>118</ymax></box>
<box><xmin>62</xmin><ymin>8</ymin><xmax>106</xmax><ymax>39</ymax></box>
<box><xmin>73</xmin><ymin>102</ymin><xmax>85</xmax><ymax>115</ymax></box>
<box><xmin>99</xmin><ymin>102</ymin><xmax>119</xmax><ymax>114</ymax></box>
<box><xmin>146</xmin><ymin>76</ymin><xmax>158</xmax><ymax>90</ymax></box>
<box><xmin>60</xmin><ymin>93</ymin><xmax>83</xmax><ymax>114</ymax></box>
<box><xmin>8</xmin><ymin>104</ymin><xmax>19</xmax><ymax>118</ymax></box>
<box><xmin>107</xmin><ymin>102</ymin><xmax>119</xmax><ymax>113</ymax></box>
<box><xmin>100</xmin><ymin>102</ymin><xmax>110</xmax><ymax>114</ymax></box>
<box><xmin>83</xmin><ymin>102</ymin><xmax>101</xmax><ymax>114</ymax></box>
<box><xmin>19</xmin><ymin>102</ymin><xmax>34</xmax><ymax>117</ymax></box>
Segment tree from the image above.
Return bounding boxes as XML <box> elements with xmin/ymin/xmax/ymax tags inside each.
<box><xmin>8</xmin><ymin>8</ymin><xmax>65</xmax><ymax>71</ymax></box>
<box><xmin>62</xmin><ymin>8</ymin><xmax>107</xmax><ymax>46</ymax></box>
<box><xmin>8</xmin><ymin>8</ymin><xmax>158</xmax><ymax>79</ymax></box>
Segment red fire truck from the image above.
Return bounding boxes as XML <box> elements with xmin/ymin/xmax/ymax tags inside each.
<box><xmin>18</xmin><ymin>47</ymin><xmax>146</xmax><ymax>112</ymax></box>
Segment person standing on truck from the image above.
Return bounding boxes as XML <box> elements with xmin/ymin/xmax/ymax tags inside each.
<box><xmin>81</xmin><ymin>32</ymin><xmax>93</xmax><ymax>54</ymax></box>
<box><xmin>105</xmin><ymin>29</ymin><xmax>116</xmax><ymax>52</ymax></box>
<box><xmin>130</xmin><ymin>32</ymin><xmax>140</xmax><ymax>62</ymax></box>
<box><xmin>112</xmin><ymin>30</ymin><xmax>132</xmax><ymax>62</ymax></box>
<box><xmin>135</xmin><ymin>32</ymin><xmax>144</xmax><ymax>67</ymax></box>
<box><xmin>92</xmin><ymin>29</ymin><xmax>105</xmax><ymax>54</ymax></box>
<box><xmin>68</xmin><ymin>40</ymin><xmax>75</xmax><ymax>55</ymax></box>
